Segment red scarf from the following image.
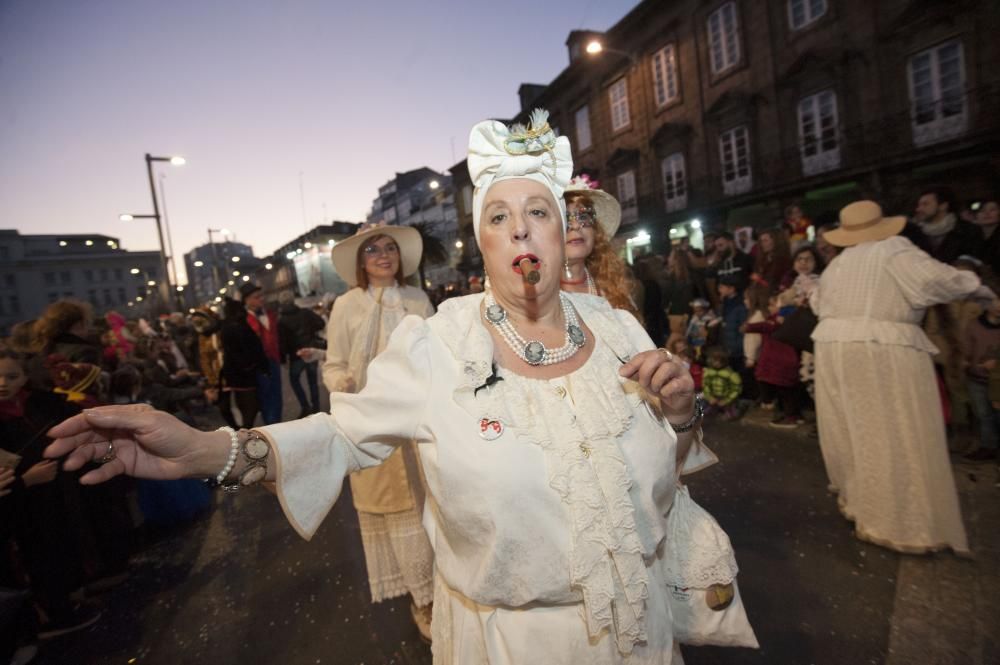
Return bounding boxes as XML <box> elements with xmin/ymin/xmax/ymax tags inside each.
<box><xmin>246</xmin><ymin>310</ymin><xmax>280</xmax><ymax>361</ymax></box>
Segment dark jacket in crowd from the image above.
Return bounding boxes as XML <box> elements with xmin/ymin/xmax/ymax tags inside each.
<box><xmin>278</xmin><ymin>303</ymin><xmax>326</xmax><ymax>362</ymax></box>
<box><xmin>712</xmin><ymin>249</ymin><xmax>754</xmax><ymax>292</ymax></box>
<box><xmin>720</xmin><ymin>295</ymin><xmax>748</xmax><ymax>363</ymax></box>
<box><xmin>220</xmin><ymin>300</ymin><xmax>269</xmax><ymax>389</ymax></box>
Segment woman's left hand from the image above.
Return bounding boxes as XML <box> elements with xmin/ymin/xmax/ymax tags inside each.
<box><xmin>620</xmin><ymin>349</ymin><xmax>695</xmax><ymax>422</ymax></box>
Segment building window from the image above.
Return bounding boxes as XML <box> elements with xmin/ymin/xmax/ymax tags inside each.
<box><xmin>9</xmin><ymin>296</ymin><xmax>19</xmax><ymax>314</ymax></box>
<box><xmin>48</xmin><ymin>292</ymin><xmax>59</xmax><ymax>304</ymax></box>
<box><xmin>113</xmin><ymin>268</ymin><xmax>123</xmax><ymax>280</ymax></box>
<box><xmin>617</xmin><ymin>170</ymin><xmax>638</xmax><ymax>226</ymax></box>
<box><xmin>84</xmin><ymin>269</ymin><xmax>94</xmax><ymax>282</ymax></box>
<box><xmin>44</xmin><ymin>272</ymin><xmax>56</xmax><ymax>286</ymax></box>
<box><xmin>788</xmin><ymin>0</ymin><xmax>826</xmax><ymax>30</ymax></box>
<box><xmin>908</xmin><ymin>40</ymin><xmax>966</xmax><ymax>147</ymax></box>
<box><xmin>99</xmin><ymin>268</ymin><xmax>108</xmax><ymax>282</ymax></box>
<box><xmin>0</xmin><ymin>247</ymin><xmax>7</xmax><ymax>260</ymax></box>
<box><xmin>708</xmin><ymin>2</ymin><xmax>741</xmax><ymax>75</ymax></box>
<box><xmin>652</xmin><ymin>45</ymin><xmax>680</xmax><ymax>107</ymax></box>
<box><xmin>59</xmin><ymin>270</ymin><xmax>71</xmax><ymax>284</ymax></box>
<box><xmin>117</xmin><ymin>287</ymin><xmax>126</xmax><ymax>303</ymax></box>
<box><xmin>798</xmin><ymin>90</ymin><xmax>840</xmax><ymax>176</ymax></box>
<box><xmin>103</xmin><ymin>289</ymin><xmax>112</xmax><ymax>305</ymax></box>
<box><xmin>609</xmin><ymin>78</ymin><xmax>630</xmax><ymax>132</ymax></box>
<box><xmin>719</xmin><ymin>125</ymin><xmax>752</xmax><ymax>195</ymax></box>
<box><xmin>661</xmin><ymin>153</ymin><xmax>688</xmax><ymax>212</ymax></box>
<box><xmin>3</xmin><ymin>274</ymin><xmax>13</xmax><ymax>288</ymax></box>
<box><xmin>87</xmin><ymin>289</ymin><xmax>98</xmax><ymax>306</ymax></box>
<box><xmin>575</xmin><ymin>105</ymin><xmax>592</xmax><ymax>151</ymax></box>
<box><xmin>383</xmin><ymin>206</ymin><xmax>397</xmax><ymax>223</ymax></box>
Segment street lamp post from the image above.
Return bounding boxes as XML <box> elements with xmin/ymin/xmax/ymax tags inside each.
<box><xmin>119</xmin><ymin>153</ymin><xmax>185</xmax><ymax>313</ymax></box>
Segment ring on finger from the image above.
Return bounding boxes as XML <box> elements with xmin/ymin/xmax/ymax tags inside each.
<box><xmin>98</xmin><ymin>441</ymin><xmax>116</xmax><ymax>464</ymax></box>
<box><xmin>657</xmin><ymin>348</ymin><xmax>674</xmax><ymax>361</ymax></box>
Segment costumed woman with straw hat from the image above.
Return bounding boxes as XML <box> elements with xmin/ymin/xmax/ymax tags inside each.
<box><xmin>323</xmin><ymin>222</ymin><xmax>436</xmax><ymax>639</ymax></box>
<box><xmin>812</xmin><ymin>201</ymin><xmax>996</xmax><ymax>555</ymax></box>
<box><xmin>43</xmin><ymin>110</ymin><xmax>755</xmax><ymax>663</ymax></box>
<box><xmin>560</xmin><ymin>175</ymin><xmax>642</xmax><ymax>320</ymax></box>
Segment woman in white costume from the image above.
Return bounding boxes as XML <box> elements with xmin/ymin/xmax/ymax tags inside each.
<box><xmin>323</xmin><ymin>223</ymin><xmax>436</xmax><ymax>638</ymax></box>
<box><xmin>812</xmin><ymin>201</ymin><xmax>995</xmax><ymax>555</ymax></box>
<box><xmin>44</xmin><ymin>110</ymin><xmax>716</xmax><ymax>664</ymax></box>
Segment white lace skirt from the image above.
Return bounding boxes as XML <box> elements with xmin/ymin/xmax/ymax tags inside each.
<box><xmin>357</xmin><ymin>507</ymin><xmax>434</xmax><ymax>606</ymax></box>
<box><xmin>814</xmin><ymin>340</ymin><xmax>969</xmax><ymax>554</ymax></box>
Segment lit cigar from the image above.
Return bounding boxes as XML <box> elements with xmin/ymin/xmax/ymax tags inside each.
<box><xmin>519</xmin><ymin>257</ymin><xmax>541</xmax><ymax>284</ymax></box>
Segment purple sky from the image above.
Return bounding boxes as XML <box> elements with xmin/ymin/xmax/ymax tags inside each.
<box><xmin>0</xmin><ymin>0</ymin><xmax>639</xmax><ymax>284</ymax></box>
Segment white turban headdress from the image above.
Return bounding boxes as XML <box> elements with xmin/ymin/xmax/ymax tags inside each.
<box><xmin>467</xmin><ymin>109</ymin><xmax>574</xmax><ymax>246</ymax></box>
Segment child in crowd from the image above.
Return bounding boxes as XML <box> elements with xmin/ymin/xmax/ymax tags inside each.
<box><xmin>744</xmin><ymin>294</ymin><xmax>804</xmax><ymax>428</ymax></box>
<box><xmin>963</xmin><ymin>290</ymin><xmax>1000</xmax><ymax>462</ymax></box>
<box><xmin>743</xmin><ymin>282</ymin><xmax>770</xmax><ymax>403</ymax></box>
<box><xmin>778</xmin><ymin>246</ymin><xmax>824</xmax><ymax>306</ymax></box>
<box><xmin>667</xmin><ymin>338</ymin><xmax>702</xmax><ymax>392</ymax></box>
<box><xmin>702</xmin><ymin>346</ymin><xmax>742</xmax><ymax>419</ymax></box>
<box><xmin>715</xmin><ymin>276</ymin><xmax>748</xmax><ymax>371</ymax></box>
<box><xmin>685</xmin><ymin>298</ymin><xmax>718</xmax><ymax>361</ymax></box>
<box><xmin>0</xmin><ymin>346</ymin><xmax>102</xmax><ymax>639</ymax></box>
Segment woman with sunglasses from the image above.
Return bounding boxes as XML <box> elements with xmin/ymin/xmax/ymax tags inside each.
<box><xmin>560</xmin><ymin>176</ymin><xmax>642</xmax><ymax>320</ymax></box>
<box><xmin>322</xmin><ymin>223</ymin><xmax>436</xmax><ymax>640</ymax></box>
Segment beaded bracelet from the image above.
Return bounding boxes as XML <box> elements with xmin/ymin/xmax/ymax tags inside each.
<box><xmin>215</xmin><ymin>426</ymin><xmax>240</xmax><ymax>485</ymax></box>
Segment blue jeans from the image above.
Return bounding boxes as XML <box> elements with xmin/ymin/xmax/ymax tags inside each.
<box><xmin>256</xmin><ymin>359</ymin><xmax>283</xmax><ymax>425</ymax></box>
<box><xmin>289</xmin><ymin>357</ymin><xmax>320</xmax><ymax>413</ymax></box>
<box><xmin>967</xmin><ymin>379</ymin><xmax>999</xmax><ymax>450</ymax></box>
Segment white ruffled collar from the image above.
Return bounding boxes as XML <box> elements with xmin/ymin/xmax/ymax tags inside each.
<box><xmin>428</xmin><ymin>292</ymin><xmax>656</xmax><ymax>654</ymax></box>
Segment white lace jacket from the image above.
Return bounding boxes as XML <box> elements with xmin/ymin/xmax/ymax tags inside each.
<box><xmin>259</xmin><ymin>292</ymin><xmax>716</xmax><ymax>655</ymax></box>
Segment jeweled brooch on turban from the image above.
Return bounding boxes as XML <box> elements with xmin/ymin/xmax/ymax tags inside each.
<box><xmin>504</xmin><ymin>108</ymin><xmax>557</xmax><ymax>156</ymax></box>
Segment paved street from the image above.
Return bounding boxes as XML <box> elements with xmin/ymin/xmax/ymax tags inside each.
<box><xmin>35</xmin><ymin>376</ymin><xmax>999</xmax><ymax>665</ymax></box>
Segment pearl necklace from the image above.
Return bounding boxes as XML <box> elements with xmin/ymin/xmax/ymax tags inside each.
<box><xmin>484</xmin><ymin>292</ymin><xmax>587</xmax><ymax>366</ymax></box>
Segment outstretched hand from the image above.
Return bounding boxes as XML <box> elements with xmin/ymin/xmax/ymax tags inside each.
<box><xmin>619</xmin><ymin>349</ymin><xmax>695</xmax><ymax>422</ymax></box>
<box><xmin>45</xmin><ymin>404</ymin><xmax>216</xmax><ymax>485</ymax></box>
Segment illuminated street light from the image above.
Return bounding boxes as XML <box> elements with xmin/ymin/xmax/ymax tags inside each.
<box><xmin>219</xmin><ymin>287</ymin><xmax>227</xmax><ymax>294</ymax></box>
<box><xmin>176</xmin><ymin>285</ymin><xmax>184</xmax><ymax>292</ymax></box>
<box><xmin>194</xmin><ymin>260</ymin><xmax>204</xmax><ymax>267</ymax></box>
<box><xmin>242</xmin><ymin>275</ymin><xmax>250</xmax><ymax>282</ymax></box>
<box><xmin>147</xmin><ymin>280</ymin><xmax>156</xmax><ymax>286</ymax></box>
<box><xmin>215</xmin><ymin>296</ymin><xmax>222</xmax><ymax>302</ymax></box>
<box><xmin>690</xmin><ymin>219</ymin><xmax>702</xmax><ymax>229</ymax></box>
<box><xmin>586</xmin><ymin>40</ymin><xmax>603</xmax><ymax>54</ymax></box>
<box><xmin>327</xmin><ymin>240</ymin><xmax>335</xmax><ymax>247</ymax></box>
<box><xmin>304</xmin><ymin>242</ymin><xmax>312</xmax><ymax>249</ymax></box>
<box><xmin>227</xmin><ymin>280</ymin><xmax>235</xmax><ymax>286</ymax></box>
<box><xmin>429</xmin><ymin>180</ymin><xmax>440</xmax><ymax>190</ymax></box>
<box><xmin>85</xmin><ymin>240</ymin><xmax>93</xmax><ymax>246</ymax></box>
<box><xmin>169</xmin><ymin>156</ymin><xmax>186</xmax><ymax>166</ymax></box>
<box><xmin>130</xmin><ymin>268</ymin><xmax>140</xmax><ymax>274</ymax></box>
<box><xmin>233</xmin><ymin>270</ymin><xmax>240</xmax><ymax>276</ymax></box>
<box><xmin>455</xmin><ymin>240</ymin><xmax>464</xmax><ymax>249</ymax></box>
<box><xmin>265</xmin><ymin>263</ymin><xmax>273</xmax><ymax>270</ymax></box>
<box><xmin>231</xmin><ymin>256</ymin><xmax>240</xmax><ymax>263</ymax></box>
<box><xmin>106</xmin><ymin>240</ymin><xmax>115</xmax><ymax>246</ymax></box>
<box><xmin>59</xmin><ymin>240</ymin><xmax>67</xmax><ymax>246</ymax></box>
<box><xmin>286</xmin><ymin>251</ymin><xmax>296</xmax><ymax>260</ymax></box>
<box><xmin>119</xmin><ymin>214</ymin><xmax>135</xmax><ymax>222</ymax></box>
<box><xmin>136</xmin><ymin>296</ymin><xmax>144</xmax><ymax>302</ymax></box>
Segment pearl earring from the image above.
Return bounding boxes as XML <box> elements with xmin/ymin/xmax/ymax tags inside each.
<box><xmin>564</xmin><ymin>261</ymin><xmax>572</xmax><ymax>280</ymax></box>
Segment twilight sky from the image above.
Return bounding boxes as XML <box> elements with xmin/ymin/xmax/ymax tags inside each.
<box><xmin>0</xmin><ymin>0</ymin><xmax>639</xmax><ymax>284</ymax></box>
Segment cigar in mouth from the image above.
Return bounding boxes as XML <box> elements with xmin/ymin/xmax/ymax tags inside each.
<box><xmin>518</xmin><ymin>257</ymin><xmax>541</xmax><ymax>284</ymax></box>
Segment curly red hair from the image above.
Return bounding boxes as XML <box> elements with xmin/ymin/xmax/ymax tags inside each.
<box><xmin>566</xmin><ymin>192</ymin><xmax>642</xmax><ymax>322</ymax></box>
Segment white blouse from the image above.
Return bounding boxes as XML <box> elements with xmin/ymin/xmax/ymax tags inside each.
<box><xmin>811</xmin><ymin>236</ymin><xmax>980</xmax><ymax>353</ymax></box>
<box><xmin>261</xmin><ymin>292</ymin><xmax>715</xmax><ymax>656</ymax></box>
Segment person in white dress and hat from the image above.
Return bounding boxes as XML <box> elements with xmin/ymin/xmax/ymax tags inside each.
<box><xmin>560</xmin><ymin>175</ymin><xmax>641</xmax><ymax>321</ymax></box>
<box><xmin>43</xmin><ymin>110</ymin><xmax>733</xmax><ymax>663</ymax></box>
<box><xmin>323</xmin><ymin>222</ymin><xmax>436</xmax><ymax>639</ymax></box>
<box><xmin>812</xmin><ymin>200</ymin><xmax>996</xmax><ymax>555</ymax></box>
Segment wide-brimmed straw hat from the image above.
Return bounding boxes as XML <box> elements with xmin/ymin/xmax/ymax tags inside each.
<box><xmin>563</xmin><ymin>174</ymin><xmax>622</xmax><ymax>238</ymax></box>
<box><xmin>331</xmin><ymin>222</ymin><xmax>423</xmax><ymax>287</ymax></box>
<box><xmin>823</xmin><ymin>201</ymin><xmax>906</xmax><ymax>247</ymax></box>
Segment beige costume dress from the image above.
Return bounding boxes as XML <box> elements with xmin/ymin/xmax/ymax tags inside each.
<box><xmin>811</xmin><ymin>236</ymin><xmax>979</xmax><ymax>554</ymax></box>
<box><xmin>322</xmin><ymin>284</ymin><xmax>436</xmax><ymax>605</ymax></box>
<box><xmin>263</xmin><ymin>293</ymin><xmax>717</xmax><ymax>664</ymax></box>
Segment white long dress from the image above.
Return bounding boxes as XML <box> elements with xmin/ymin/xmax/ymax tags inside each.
<box><xmin>811</xmin><ymin>236</ymin><xmax>979</xmax><ymax>554</ymax></box>
<box><xmin>322</xmin><ymin>284</ymin><xmax>436</xmax><ymax>605</ymax></box>
<box><xmin>261</xmin><ymin>293</ymin><xmax>716</xmax><ymax>664</ymax></box>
